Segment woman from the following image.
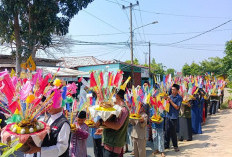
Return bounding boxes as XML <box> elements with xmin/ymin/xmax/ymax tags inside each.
<box><xmin>191</xmin><ymin>94</ymin><xmax>202</xmax><ymax>134</ymax></box>
<box><xmin>178</xmin><ymin>101</ymin><xmax>192</xmax><ymax>141</ymax></box>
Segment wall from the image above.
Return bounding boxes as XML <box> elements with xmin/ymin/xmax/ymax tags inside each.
<box><xmin>134</xmin><ymin>72</ymin><xmax>141</xmax><ymax>86</ymax></box>
<box><xmin>78</xmin><ymin>63</ymin><xmax>120</xmax><ymax>77</ymax></box>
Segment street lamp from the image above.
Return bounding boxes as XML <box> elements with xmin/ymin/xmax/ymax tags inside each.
<box><xmin>133</xmin><ymin>21</ymin><xmax>158</xmax><ymax>31</ymax></box>
<box><xmin>130</xmin><ymin>20</ymin><xmax>158</xmax><ymax>85</ymax></box>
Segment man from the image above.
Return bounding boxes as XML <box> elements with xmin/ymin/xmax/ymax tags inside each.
<box><xmin>25</xmin><ymin>103</ymin><xmax>71</xmax><ymax>157</ymax></box>
<box><xmin>165</xmin><ymin>84</ymin><xmax>182</xmax><ymax>152</ymax></box>
<box><xmin>96</xmin><ymin>89</ymin><xmax>129</xmax><ymax>157</ymax></box>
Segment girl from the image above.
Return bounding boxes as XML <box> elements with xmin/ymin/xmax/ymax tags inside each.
<box><xmin>70</xmin><ymin>111</ymin><xmax>89</xmax><ymax>157</ymax></box>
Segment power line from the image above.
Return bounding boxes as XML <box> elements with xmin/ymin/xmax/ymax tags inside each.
<box><xmin>70</xmin><ymin>28</ymin><xmax>232</xmax><ymax>37</ymax></box>
<box><xmin>83</xmin><ymin>10</ymin><xmax>125</xmax><ymax>33</ymax></box>
<box><xmin>119</xmin><ymin>0</ymin><xmax>130</xmax><ymax>3</ymax></box>
<box><xmin>137</xmin><ymin>43</ymin><xmax>224</xmax><ymax>52</ymax></box>
<box><xmin>134</xmin><ymin>9</ymin><xmax>232</xmax><ymax>19</ymax></box>
<box><xmin>137</xmin><ymin>3</ymin><xmax>147</xmax><ymax>42</ymax></box>
<box><xmin>168</xmin><ymin>20</ymin><xmax>232</xmax><ymax>45</ymax></box>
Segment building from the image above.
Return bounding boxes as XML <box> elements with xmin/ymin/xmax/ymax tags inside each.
<box><xmin>0</xmin><ymin>54</ymin><xmax>87</xmax><ymax>81</ymax></box>
<box><xmin>59</xmin><ymin>56</ymin><xmax>150</xmax><ymax>86</ymax></box>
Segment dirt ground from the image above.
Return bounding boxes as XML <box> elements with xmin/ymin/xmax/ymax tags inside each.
<box><xmin>125</xmin><ymin>88</ymin><xmax>232</xmax><ymax>157</ymax></box>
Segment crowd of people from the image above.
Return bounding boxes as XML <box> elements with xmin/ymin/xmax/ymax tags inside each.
<box><xmin>0</xmin><ymin>74</ymin><xmax>225</xmax><ymax>157</ymax></box>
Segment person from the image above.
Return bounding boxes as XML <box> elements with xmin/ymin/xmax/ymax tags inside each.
<box><xmin>25</xmin><ymin>103</ymin><xmax>71</xmax><ymax>157</ymax></box>
<box><xmin>152</xmin><ymin>113</ymin><xmax>165</xmax><ymax>157</ymax></box>
<box><xmin>130</xmin><ymin>104</ymin><xmax>148</xmax><ymax>157</ymax></box>
<box><xmin>91</xmin><ymin>91</ymin><xmax>103</xmax><ymax>157</ymax></box>
<box><xmin>164</xmin><ymin>84</ymin><xmax>182</xmax><ymax>152</ymax></box>
<box><xmin>0</xmin><ymin>111</ymin><xmax>7</xmax><ymax>130</ymax></box>
<box><xmin>191</xmin><ymin>94</ymin><xmax>202</xmax><ymax>134</ymax></box>
<box><xmin>70</xmin><ymin>111</ymin><xmax>89</xmax><ymax>157</ymax></box>
<box><xmin>96</xmin><ymin>89</ymin><xmax>129</xmax><ymax>157</ymax></box>
<box><xmin>91</xmin><ymin>117</ymin><xmax>103</xmax><ymax>157</ymax></box>
<box><xmin>199</xmin><ymin>89</ymin><xmax>206</xmax><ymax>123</ymax></box>
<box><xmin>178</xmin><ymin>100</ymin><xmax>192</xmax><ymax>141</ymax></box>
<box><xmin>143</xmin><ymin>81</ymin><xmax>152</xmax><ymax>142</ymax></box>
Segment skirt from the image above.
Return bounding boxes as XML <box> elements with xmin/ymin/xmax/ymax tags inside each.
<box><xmin>178</xmin><ymin>117</ymin><xmax>192</xmax><ymax>141</ymax></box>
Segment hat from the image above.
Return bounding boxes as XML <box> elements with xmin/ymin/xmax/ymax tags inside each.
<box><xmin>172</xmin><ymin>84</ymin><xmax>180</xmax><ymax>90</ymax></box>
<box><xmin>78</xmin><ymin>111</ymin><xmax>86</xmax><ymax>119</ymax></box>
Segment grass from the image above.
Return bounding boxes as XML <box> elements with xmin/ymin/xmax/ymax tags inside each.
<box><xmin>221</xmin><ymin>102</ymin><xmax>229</xmax><ymax>109</ymax></box>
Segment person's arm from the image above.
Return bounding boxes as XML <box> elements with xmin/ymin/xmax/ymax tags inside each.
<box><xmin>129</xmin><ymin>119</ymin><xmax>136</xmax><ymax>126</ymax></box>
<box><xmin>169</xmin><ymin>97</ymin><xmax>182</xmax><ymax>110</ymax></box>
<box><xmin>41</xmin><ymin>122</ymin><xmax>70</xmax><ymax>157</ymax></box>
<box><xmin>139</xmin><ymin>114</ymin><xmax>147</xmax><ymax>128</ymax></box>
<box><xmin>103</xmin><ymin>107</ymin><xmax>128</xmax><ymax>130</ymax></box>
<box><xmin>75</xmin><ymin>126</ymin><xmax>89</xmax><ymax>139</ymax></box>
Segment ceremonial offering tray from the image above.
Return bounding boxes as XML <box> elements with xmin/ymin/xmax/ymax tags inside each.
<box><xmin>129</xmin><ymin>113</ymin><xmax>141</xmax><ymax>120</ymax></box>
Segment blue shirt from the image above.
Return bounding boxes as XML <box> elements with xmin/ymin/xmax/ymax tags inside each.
<box><xmin>166</xmin><ymin>94</ymin><xmax>182</xmax><ymax>119</ymax></box>
<box><xmin>90</xmin><ymin>116</ymin><xmax>102</xmax><ymax>139</ymax></box>
<box><xmin>151</xmin><ymin>113</ymin><xmax>165</xmax><ymax>129</ymax></box>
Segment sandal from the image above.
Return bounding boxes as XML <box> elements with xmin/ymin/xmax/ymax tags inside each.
<box><xmin>161</xmin><ymin>152</ymin><xmax>166</xmax><ymax>157</ymax></box>
<box><xmin>152</xmin><ymin>150</ymin><xmax>159</xmax><ymax>156</ymax></box>
<box><xmin>174</xmin><ymin>147</ymin><xmax>180</xmax><ymax>152</ymax></box>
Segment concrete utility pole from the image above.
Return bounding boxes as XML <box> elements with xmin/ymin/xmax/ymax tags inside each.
<box><xmin>122</xmin><ymin>1</ymin><xmax>139</xmax><ymax>86</ymax></box>
<box><xmin>148</xmin><ymin>41</ymin><xmax>151</xmax><ymax>77</ymax></box>
<box><xmin>144</xmin><ymin>52</ymin><xmax>148</xmax><ymax>65</ymax></box>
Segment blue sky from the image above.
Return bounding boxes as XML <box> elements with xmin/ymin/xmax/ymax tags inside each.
<box><xmin>48</xmin><ymin>0</ymin><xmax>232</xmax><ymax>71</ymax></box>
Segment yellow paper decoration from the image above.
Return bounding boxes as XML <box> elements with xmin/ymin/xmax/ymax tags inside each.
<box><xmin>120</xmin><ymin>76</ymin><xmax>131</xmax><ymax>91</ymax></box>
<box><xmin>20</xmin><ymin>55</ymin><xmax>36</xmax><ymax>71</ymax></box>
<box><xmin>53</xmin><ymin>78</ymin><xmax>62</xmax><ymax>87</ymax></box>
<box><xmin>26</xmin><ymin>94</ymin><xmax>35</xmax><ymax>104</ymax></box>
<box><xmin>10</xmin><ymin>69</ymin><xmax>16</xmax><ymax>77</ymax></box>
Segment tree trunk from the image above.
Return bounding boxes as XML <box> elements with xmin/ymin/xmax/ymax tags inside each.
<box><xmin>13</xmin><ymin>13</ymin><xmax>22</xmax><ymax>74</ymax></box>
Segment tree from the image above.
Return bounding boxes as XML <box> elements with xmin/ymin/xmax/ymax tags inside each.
<box><xmin>150</xmin><ymin>58</ymin><xmax>165</xmax><ymax>76</ymax></box>
<box><xmin>125</xmin><ymin>58</ymin><xmax>140</xmax><ymax>65</ymax></box>
<box><xmin>166</xmin><ymin>68</ymin><xmax>175</xmax><ymax>76</ymax></box>
<box><xmin>182</xmin><ymin>63</ymin><xmax>191</xmax><ymax>76</ymax></box>
<box><xmin>0</xmin><ymin>0</ymin><xmax>93</xmax><ymax>73</ymax></box>
<box><xmin>200</xmin><ymin>57</ymin><xmax>224</xmax><ymax>76</ymax></box>
<box><xmin>223</xmin><ymin>40</ymin><xmax>232</xmax><ymax>79</ymax></box>
<box><xmin>189</xmin><ymin>62</ymin><xmax>202</xmax><ymax>76</ymax></box>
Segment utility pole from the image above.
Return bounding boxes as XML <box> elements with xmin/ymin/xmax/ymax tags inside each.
<box><xmin>148</xmin><ymin>41</ymin><xmax>151</xmax><ymax>78</ymax></box>
<box><xmin>122</xmin><ymin>1</ymin><xmax>139</xmax><ymax>86</ymax></box>
<box><xmin>144</xmin><ymin>52</ymin><xmax>148</xmax><ymax>65</ymax></box>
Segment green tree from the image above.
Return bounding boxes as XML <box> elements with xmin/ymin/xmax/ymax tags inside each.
<box><xmin>125</xmin><ymin>58</ymin><xmax>140</xmax><ymax>65</ymax></box>
<box><xmin>166</xmin><ymin>68</ymin><xmax>175</xmax><ymax>76</ymax></box>
<box><xmin>150</xmin><ymin>58</ymin><xmax>165</xmax><ymax>76</ymax></box>
<box><xmin>182</xmin><ymin>63</ymin><xmax>191</xmax><ymax>76</ymax></box>
<box><xmin>190</xmin><ymin>62</ymin><xmax>202</xmax><ymax>76</ymax></box>
<box><xmin>223</xmin><ymin>40</ymin><xmax>232</xmax><ymax>79</ymax></box>
<box><xmin>0</xmin><ymin>0</ymin><xmax>93</xmax><ymax>72</ymax></box>
<box><xmin>200</xmin><ymin>57</ymin><xmax>224</xmax><ymax>76</ymax></box>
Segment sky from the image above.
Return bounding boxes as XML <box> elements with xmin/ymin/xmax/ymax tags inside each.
<box><xmin>38</xmin><ymin>0</ymin><xmax>232</xmax><ymax>71</ymax></box>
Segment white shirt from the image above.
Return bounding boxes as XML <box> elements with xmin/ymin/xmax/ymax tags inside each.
<box><xmin>25</xmin><ymin>111</ymin><xmax>70</xmax><ymax>157</ymax></box>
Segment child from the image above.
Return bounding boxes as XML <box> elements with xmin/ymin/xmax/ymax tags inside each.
<box><xmin>152</xmin><ymin>113</ymin><xmax>165</xmax><ymax>157</ymax></box>
<box><xmin>130</xmin><ymin>104</ymin><xmax>148</xmax><ymax>157</ymax></box>
<box><xmin>70</xmin><ymin>111</ymin><xmax>89</xmax><ymax>157</ymax></box>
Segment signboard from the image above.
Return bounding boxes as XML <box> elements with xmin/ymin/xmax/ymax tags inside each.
<box><xmin>141</xmin><ymin>68</ymin><xmax>149</xmax><ymax>78</ymax></box>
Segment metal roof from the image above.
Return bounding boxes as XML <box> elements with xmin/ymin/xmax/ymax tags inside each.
<box><xmin>37</xmin><ymin>66</ymin><xmax>88</xmax><ymax>77</ymax></box>
<box><xmin>59</xmin><ymin>57</ymin><xmax>149</xmax><ymax>69</ymax></box>
<box><xmin>58</xmin><ymin>56</ymin><xmax>106</xmax><ymax>68</ymax></box>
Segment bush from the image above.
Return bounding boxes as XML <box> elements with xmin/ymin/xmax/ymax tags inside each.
<box><xmin>221</xmin><ymin>102</ymin><xmax>228</xmax><ymax>109</ymax></box>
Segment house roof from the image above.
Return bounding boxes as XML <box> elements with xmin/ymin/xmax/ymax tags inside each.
<box><xmin>59</xmin><ymin>56</ymin><xmax>149</xmax><ymax>69</ymax></box>
<box><xmin>0</xmin><ymin>54</ymin><xmax>62</xmax><ymax>63</ymax></box>
<box><xmin>37</xmin><ymin>66</ymin><xmax>88</xmax><ymax>77</ymax></box>
<box><xmin>58</xmin><ymin>56</ymin><xmax>106</xmax><ymax>68</ymax></box>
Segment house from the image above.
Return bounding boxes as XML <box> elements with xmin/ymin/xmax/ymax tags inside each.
<box><xmin>59</xmin><ymin>56</ymin><xmax>150</xmax><ymax>86</ymax></box>
<box><xmin>0</xmin><ymin>54</ymin><xmax>87</xmax><ymax>81</ymax></box>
